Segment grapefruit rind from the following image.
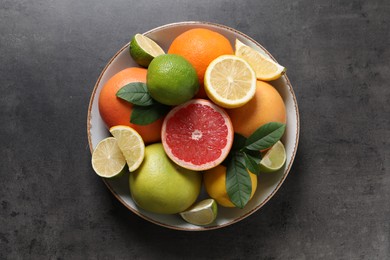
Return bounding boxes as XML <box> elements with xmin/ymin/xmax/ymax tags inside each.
<box><xmin>161</xmin><ymin>99</ymin><xmax>234</xmax><ymax>171</ymax></box>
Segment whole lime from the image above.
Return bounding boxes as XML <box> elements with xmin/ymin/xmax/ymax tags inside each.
<box><xmin>129</xmin><ymin>143</ymin><xmax>202</xmax><ymax>214</ymax></box>
<box><xmin>146</xmin><ymin>54</ymin><xmax>199</xmax><ymax>105</ymax></box>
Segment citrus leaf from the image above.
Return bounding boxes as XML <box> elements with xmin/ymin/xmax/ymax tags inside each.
<box><xmin>226</xmin><ymin>152</ymin><xmax>252</xmax><ymax>209</ymax></box>
<box><xmin>130</xmin><ymin>103</ymin><xmax>170</xmax><ymax>125</ymax></box>
<box><xmin>245</xmin><ymin>122</ymin><xmax>286</xmax><ymax>151</ymax></box>
<box><xmin>222</xmin><ymin>133</ymin><xmax>247</xmax><ymax>167</ymax></box>
<box><xmin>116</xmin><ymin>82</ymin><xmax>154</xmax><ymax>106</ymax></box>
<box><xmin>244</xmin><ymin>148</ymin><xmax>262</xmax><ymax>160</ymax></box>
<box><xmin>232</xmin><ymin>133</ymin><xmax>247</xmax><ymax>151</ymax></box>
<box><xmin>243</xmin><ymin>152</ymin><xmax>261</xmax><ymax>175</ymax></box>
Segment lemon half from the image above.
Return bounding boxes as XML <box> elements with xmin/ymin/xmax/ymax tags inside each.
<box><xmin>204</xmin><ymin>55</ymin><xmax>256</xmax><ymax>108</ymax></box>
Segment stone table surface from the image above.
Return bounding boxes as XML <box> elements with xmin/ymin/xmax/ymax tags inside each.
<box><xmin>1</xmin><ymin>0</ymin><xmax>389</xmax><ymax>259</ymax></box>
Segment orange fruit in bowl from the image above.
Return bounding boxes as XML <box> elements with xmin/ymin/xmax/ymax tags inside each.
<box><xmin>203</xmin><ymin>165</ymin><xmax>257</xmax><ymax>208</ymax></box>
<box><xmin>227</xmin><ymin>80</ymin><xmax>286</xmax><ymax>138</ymax></box>
<box><xmin>168</xmin><ymin>28</ymin><xmax>234</xmax><ymax>98</ymax></box>
<box><xmin>98</xmin><ymin>67</ymin><xmax>163</xmax><ymax>144</ymax></box>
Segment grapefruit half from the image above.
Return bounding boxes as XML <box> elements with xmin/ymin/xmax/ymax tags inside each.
<box><xmin>161</xmin><ymin>99</ymin><xmax>234</xmax><ymax>171</ymax></box>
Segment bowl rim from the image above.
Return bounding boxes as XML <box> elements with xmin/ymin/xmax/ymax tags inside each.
<box><xmin>87</xmin><ymin>21</ymin><xmax>300</xmax><ymax>231</ymax></box>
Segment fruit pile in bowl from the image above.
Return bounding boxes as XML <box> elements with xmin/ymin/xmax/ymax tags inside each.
<box><xmin>87</xmin><ymin>22</ymin><xmax>299</xmax><ymax>231</ymax></box>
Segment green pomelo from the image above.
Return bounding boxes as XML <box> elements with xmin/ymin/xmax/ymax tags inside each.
<box><xmin>129</xmin><ymin>143</ymin><xmax>202</xmax><ymax>214</ymax></box>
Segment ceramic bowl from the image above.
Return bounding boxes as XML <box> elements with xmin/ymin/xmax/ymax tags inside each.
<box><xmin>87</xmin><ymin>21</ymin><xmax>300</xmax><ymax>231</ymax></box>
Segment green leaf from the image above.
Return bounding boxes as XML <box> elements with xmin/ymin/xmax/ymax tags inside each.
<box><xmin>245</xmin><ymin>122</ymin><xmax>286</xmax><ymax>151</ymax></box>
<box><xmin>116</xmin><ymin>82</ymin><xmax>154</xmax><ymax>106</ymax></box>
<box><xmin>222</xmin><ymin>133</ymin><xmax>247</xmax><ymax>166</ymax></box>
<box><xmin>232</xmin><ymin>133</ymin><xmax>247</xmax><ymax>151</ymax></box>
<box><xmin>226</xmin><ymin>152</ymin><xmax>252</xmax><ymax>209</ymax></box>
<box><xmin>244</xmin><ymin>148</ymin><xmax>262</xmax><ymax>160</ymax></box>
<box><xmin>130</xmin><ymin>103</ymin><xmax>170</xmax><ymax>125</ymax></box>
<box><xmin>243</xmin><ymin>152</ymin><xmax>261</xmax><ymax>175</ymax></box>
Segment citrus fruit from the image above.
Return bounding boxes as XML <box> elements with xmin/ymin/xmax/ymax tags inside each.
<box><xmin>227</xmin><ymin>80</ymin><xmax>286</xmax><ymax>138</ymax></box>
<box><xmin>168</xmin><ymin>28</ymin><xmax>234</xmax><ymax>98</ymax></box>
<box><xmin>146</xmin><ymin>54</ymin><xmax>199</xmax><ymax>105</ymax></box>
<box><xmin>204</xmin><ymin>55</ymin><xmax>257</xmax><ymax>108</ymax></box>
<box><xmin>109</xmin><ymin>125</ymin><xmax>145</xmax><ymax>172</ymax></box>
<box><xmin>129</xmin><ymin>34</ymin><xmax>165</xmax><ymax>67</ymax></box>
<box><xmin>260</xmin><ymin>141</ymin><xmax>287</xmax><ymax>173</ymax></box>
<box><xmin>235</xmin><ymin>39</ymin><xmax>286</xmax><ymax>81</ymax></box>
<box><xmin>129</xmin><ymin>143</ymin><xmax>202</xmax><ymax>214</ymax></box>
<box><xmin>161</xmin><ymin>99</ymin><xmax>234</xmax><ymax>171</ymax></box>
<box><xmin>98</xmin><ymin>67</ymin><xmax>163</xmax><ymax>144</ymax></box>
<box><xmin>203</xmin><ymin>165</ymin><xmax>258</xmax><ymax>208</ymax></box>
<box><xmin>91</xmin><ymin>137</ymin><xmax>127</xmax><ymax>178</ymax></box>
<box><xmin>179</xmin><ymin>199</ymin><xmax>218</xmax><ymax>226</ymax></box>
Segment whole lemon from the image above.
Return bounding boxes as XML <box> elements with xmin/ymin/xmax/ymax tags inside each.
<box><xmin>203</xmin><ymin>165</ymin><xmax>257</xmax><ymax>208</ymax></box>
<box><xmin>146</xmin><ymin>54</ymin><xmax>199</xmax><ymax>105</ymax></box>
<box><xmin>129</xmin><ymin>143</ymin><xmax>202</xmax><ymax>214</ymax></box>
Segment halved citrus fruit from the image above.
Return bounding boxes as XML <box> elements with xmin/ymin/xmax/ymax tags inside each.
<box><xmin>109</xmin><ymin>125</ymin><xmax>145</xmax><ymax>172</ymax></box>
<box><xmin>91</xmin><ymin>137</ymin><xmax>127</xmax><ymax>178</ymax></box>
<box><xmin>204</xmin><ymin>55</ymin><xmax>256</xmax><ymax>108</ymax></box>
<box><xmin>130</xmin><ymin>34</ymin><xmax>165</xmax><ymax>67</ymax></box>
<box><xmin>235</xmin><ymin>39</ymin><xmax>286</xmax><ymax>81</ymax></box>
<box><xmin>161</xmin><ymin>99</ymin><xmax>234</xmax><ymax>171</ymax></box>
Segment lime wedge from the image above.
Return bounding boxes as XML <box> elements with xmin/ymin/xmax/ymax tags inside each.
<box><xmin>109</xmin><ymin>125</ymin><xmax>145</xmax><ymax>172</ymax></box>
<box><xmin>235</xmin><ymin>39</ymin><xmax>286</xmax><ymax>81</ymax></box>
<box><xmin>180</xmin><ymin>199</ymin><xmax>218</xmax><ymax>226</ymax></box>
<box><xmin>259</xmin><ymin>141</ymin><xmax>287</xmax><ymax>173</ymax></box>
<box><xmin>130</xmin><ymin>34</ymin><xmax>165</xmax><ymax>67</ymax></box>
<box><xmin>91</xmin><ymin>137</ymin><xmax>127</xmax><ymax>178</ymax></box>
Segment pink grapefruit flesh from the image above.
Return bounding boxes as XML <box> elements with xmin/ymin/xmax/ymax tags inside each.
<box><xmin>161</xmin><ymin>99</ymin><xmax>234</xmax><ymax>171</ymax></box>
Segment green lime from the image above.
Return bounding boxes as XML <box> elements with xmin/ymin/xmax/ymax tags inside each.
<box><xmin>146</xmin><ymin>54</ymin><xmax>199</xmax><ymax>105</ymax></box>
<box><xmin>129</xmin><ymin>34</ymin><xmax>165</xmax><ymax>67</ymax></box>
<box><xmin>180</xmin><ymin>199</ymin><xmax>218</xmax><ymax>226</ymax></box>
<box><xmin>259</xmin><ymin>141</ymin><xmax>287</xmax><ymax>173</ymax></box>
<box><xmin>91</xmin><ymin>137</ymin><xmax>127</xmax><ymax>178</ymax></box>
<box><xmin>129</xmin><ymin>143</ymin><xmax>202</xmax><ymax>214</ymax></box>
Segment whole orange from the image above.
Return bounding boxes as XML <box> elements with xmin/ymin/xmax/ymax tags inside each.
<box><xmin>168</xmin><ymin>28</ymin><xmax>234</xmax><ymax>98</ymax></box>
<box><xmin>98</xmin><ymin>67</ymin><xmax>163</xmax><ymax>144</ymax></box>
<box><xmin>227</xmin><ymin>81</ymin><xmax>286</xmax><ymax>138</ymax></box>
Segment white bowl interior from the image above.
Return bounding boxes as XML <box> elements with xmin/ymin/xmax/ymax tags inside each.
<box><xmin>87</xmin><ymin>21</ymin><xmax>299</xmax><ymax>231</ymax></box>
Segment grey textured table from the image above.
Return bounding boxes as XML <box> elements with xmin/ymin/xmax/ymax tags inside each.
<box><xmin>1</xmin><ymin>0</ymin><xmax>389</xmax><ymax>259</ymax></box>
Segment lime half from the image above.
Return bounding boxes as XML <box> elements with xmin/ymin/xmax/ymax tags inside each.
<box><xmin>91</xmin><ymin>137</ymin><xmax>127</xmax><ymax>178</ymax></box>
<box><xmin>130</xmin><ymin>34</ymin><xmax>165</xmax><ymax>67</ymax></box>
<box><xmin>109</xmin><ymin>125</ymin><xmax>145</xmax><ymax>172</ymax></box>
<box><xmin>180</xmin><ymin>199</ymin><xmax>218</xmax><ymax>226</ymax></box>
<box><xmin>259</xmin><ymin>141</ymin><xmax>287</xmax><ymax>173</ymax></box>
